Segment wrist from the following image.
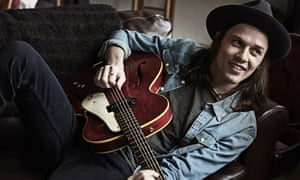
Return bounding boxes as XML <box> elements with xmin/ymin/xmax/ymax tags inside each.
<box><xmin>106</xmin><ymin>46</ymin><xmax>125</xmax><ymax>67</ymax></box>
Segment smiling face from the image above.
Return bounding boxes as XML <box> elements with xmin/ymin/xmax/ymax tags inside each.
<box><xmin>210</xmin><ymin>23</ymin><xmax>269</xmax><ymax>93</ymax></box>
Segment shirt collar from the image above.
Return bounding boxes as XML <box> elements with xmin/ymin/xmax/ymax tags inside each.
<box><xmin>210</xmin><ymin>91</ymin><xmax>240</xmax><ymax>121</ymax></box>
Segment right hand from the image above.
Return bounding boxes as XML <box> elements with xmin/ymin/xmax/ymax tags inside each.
<box><xmin>94</xmin><ymin>46</ymin><xmax>126</xmax><ymax>89</ymax></box>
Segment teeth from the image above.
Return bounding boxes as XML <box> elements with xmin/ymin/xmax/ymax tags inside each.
<box><xmin>233</xmin><ymin>64</ymin><xmax>242</xmax><ymax>70</ymax></box>
<box><xmin>231</xmin><ymin>63</ymin><xmax>244</xmax><ymax>71</ymax></box>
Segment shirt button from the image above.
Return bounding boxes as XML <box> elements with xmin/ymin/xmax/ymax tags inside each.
<box><xmin>165</xmin><ymin>63</ymin><xmax>170</xmax><ymax>67</ymax></box>
<box><xmin>160</xmin><ymin>86</ymin><xmax>165</xmax><ymax>91</ymax></box>
<box><xmin>181</xmin><ymin>80</ymin><xmax>186</xmax><ymax>84</ymax></box>
<box><xmin>200</xmin><ymin>138</ymin><xmax>205</xmax><ymax>143</ymax></box>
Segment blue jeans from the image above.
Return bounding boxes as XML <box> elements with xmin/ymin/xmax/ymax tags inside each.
<box><xmin>0</xmin><ymin>41</ymin><xmax>132</xmax><ymax>179</ymax></box>
<box><xmin>0</xmin><ymin>41</ymin><xmax>78</xmax><ymax>168</ymax></box>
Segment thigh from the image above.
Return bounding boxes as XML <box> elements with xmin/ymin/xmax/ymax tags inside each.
<box><xmin>49</xmin><ymin>147</ymin><xmax>133</xmax><ymax>180</ymax></box>
<box><xmin>0</xmin><ymin>41</ymin><xmax>78</xmax><ymax>168</ymax></box>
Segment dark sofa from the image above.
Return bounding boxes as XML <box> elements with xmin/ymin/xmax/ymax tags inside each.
<box><xmin>0</xmin><ymin>4</ymin><xmax>290</xmax><ymax>180</ymax></box>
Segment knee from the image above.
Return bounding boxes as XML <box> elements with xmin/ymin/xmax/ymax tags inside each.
<box><xmin>0</xmin><ymin>41</ymin><xmax>42</xmax><ymax>66</ymax></box>
<box><xmin>1</xmin><ymin>40</ymin><xmax>40</xmax><ymax>58</ymax></box>
<box><xmin>3</xmin><ymin>40</ymin><xmax>37</xmax><ymax>55</ymax></box>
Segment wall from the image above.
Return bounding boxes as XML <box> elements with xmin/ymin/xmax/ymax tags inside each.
<box><xmin>87</xmin><ymin>0</ymin><xmax>289</xmax><ymax>45</ymax></box>
<box><xmin>172</xmin><ymin>0</ymin><xmax>250</xmax><ymax>45</ymax></box>
<box><xmin>172</xmin><ymin>0</ymin><xmax>289</xmax><ymax>45</ymax></box>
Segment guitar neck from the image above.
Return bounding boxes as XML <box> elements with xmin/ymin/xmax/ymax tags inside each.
<box><xmin>116</xmin><ymin>110</ymin><xmax>166</xmax><ymax>180</ymax></box>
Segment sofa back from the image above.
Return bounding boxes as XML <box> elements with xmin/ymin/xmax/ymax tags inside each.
<box><xmin>268</xmin><ymin>33</ymin><xmax>300</xmax><ymax>125</ymax></box>
<box><xmin>0</xmin><ymin>4</ymin><xmax>121</xmax><ymax>81</ymax></box>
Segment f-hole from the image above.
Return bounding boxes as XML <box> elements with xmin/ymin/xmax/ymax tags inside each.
<box><xmin>134</xmin><ymin>61</ymin><xmax>146</xmax><ymax>87</ymax></box>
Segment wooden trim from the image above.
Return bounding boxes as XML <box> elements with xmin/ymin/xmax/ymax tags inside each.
<box><xmin>1</xmin><ymin>0</ymin><xmax>13</xmax><ymax>10</ymax></box>
<box><xmin>164</xmin><ymin>0</ymin><xmax>175</xmax><ymax>21</ymax></box>
<box><xmin>132</xmin><ymin>0</ymin><xmax>139</xmax><ymax>10</ymax></box>
<box><xmin>56</xmin><ymin>0</ymin><xmax>62</xmax><ymax>6</ymax></box>
<box><xmin>131</xmin><ymin>0</ymin><xmax>175</xmax><ymax>21</ymax></box>
<box><xmin>7</xmin><ymin>0</ymin><xmax>12</xmax><ymax>9</ymax></box>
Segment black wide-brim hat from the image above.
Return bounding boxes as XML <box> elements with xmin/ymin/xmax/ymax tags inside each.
<box><xmin>206</xmin><ymin>0</ymin><xmax>291</xmax><ymax>61</ymax></box>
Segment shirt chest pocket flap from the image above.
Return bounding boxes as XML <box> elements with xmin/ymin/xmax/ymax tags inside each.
<box><xmin>195</xmin><ymin>131</ymin><xmax>217</xmax><ymax>150</ymax></box>
<box><xmin>162</xmin><ymin>49</ymin><xmax>190</xmax><ymax>75</ymax></box>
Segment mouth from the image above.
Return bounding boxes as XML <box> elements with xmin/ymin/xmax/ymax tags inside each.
<box><xmin>228</xmin><ymin>62</ymin><xmax>246</xmax><ymax>72</ymax></box>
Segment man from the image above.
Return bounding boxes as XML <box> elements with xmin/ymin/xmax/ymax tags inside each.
<box><xmin>0</xmin><ymin>0</ymin><xmax>291</xmax><ymax>180</ymax></box>
<box><xmin>92</xmin><ymin>0</ymin><xmax>291</xmax><ymax>179</ymax></box>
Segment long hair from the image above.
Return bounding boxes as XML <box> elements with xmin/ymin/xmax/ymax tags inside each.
<box><xmin>185</xmin><ymin>30</ymin><xmax>270</xmax><ymax>112</ymax></box>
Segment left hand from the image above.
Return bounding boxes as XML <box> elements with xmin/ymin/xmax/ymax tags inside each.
<box><xmin>127</xmin><ymin>169</ymin><xmax>160</xmax><ymax>180</ymax></box>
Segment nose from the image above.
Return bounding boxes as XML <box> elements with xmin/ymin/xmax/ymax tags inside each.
<box><xmin>236</xmin><ymin>48</ymin><xmax>249</xmax><ymax>62</ymax></box>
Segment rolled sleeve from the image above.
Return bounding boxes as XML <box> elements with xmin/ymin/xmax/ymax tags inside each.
<box><xmin>97</xmin><ymin>39</ymin><xmax>132</xmax><ymax>60</ymax></box>
<box><xmin>97</xmin><ymin>29</ymin><xmax>202</xmax><ymax>62</ymax></box>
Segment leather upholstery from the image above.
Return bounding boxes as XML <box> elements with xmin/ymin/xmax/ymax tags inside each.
<box><xmin>207</xmin><ymin>100</ymin><xmax>288</xmax><ymax>180</ymax></box>
<box><xmin>268</xmin><ymin>33</ymin><xmax>300</xmax><ymax>126</ymax></box>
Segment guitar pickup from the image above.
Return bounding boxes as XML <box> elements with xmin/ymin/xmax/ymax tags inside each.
<box><xmin>107</xmin><ymin>98</ymin><xmax>137</xmax><ymax>113</ymax></box>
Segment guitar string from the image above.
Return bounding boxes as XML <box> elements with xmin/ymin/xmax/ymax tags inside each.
<box><xmin>112</xmin><ymin>87</ymin><xmax>165</xmax><ymax>180</ymax></box>
<box><xmin>110</xmin><ymin>87</ymin><xmax>153</xmax><ymax>168</ymax></box>
<box><xmin>110</xmin><ymin>87</ymin><xmax>162</xmax><ymax>172</ymax></box>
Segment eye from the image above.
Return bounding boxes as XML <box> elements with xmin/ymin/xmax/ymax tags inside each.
<box><xmin>231</xmin><ymin>39</ymin><xmax>242</xmax><ymax>47</ymax></box>
<box><xmin>250</xmin><ymin>48</ymin><xmax>263</xmax><ymax>57</ymax></box>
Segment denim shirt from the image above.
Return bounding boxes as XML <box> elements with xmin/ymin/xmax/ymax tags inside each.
<box><xmin>98</xmin><ymin>30</ymin><xmax>257</xmax><ymax>180</ymax></box>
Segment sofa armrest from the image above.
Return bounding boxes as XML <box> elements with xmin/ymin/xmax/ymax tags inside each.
<box><xmin>240</xmin><ymin>100</ymin><xmax>289</xmax><ymax>180</ymax></box>
<box><xmin>206</xmin><ymin>99</ymin><xmax>288</xmax><ymax>180</ymax></box>
<box><xmin>206</xmin><ymin>161</ymin><xmax>246</xmax><ymax>180</ymax></box>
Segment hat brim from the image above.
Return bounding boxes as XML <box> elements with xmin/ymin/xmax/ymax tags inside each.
<box><xmin>206</xmin><ymin>5</ymin><xmax>291</xmax><ymax>61</ymax></box>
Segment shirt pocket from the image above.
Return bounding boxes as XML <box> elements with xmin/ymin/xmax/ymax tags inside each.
<box><xmin>195</xmin><ymin>130</ymin><xmax>218</xmax><ymax>151</ymax></box>
<box><xmin>162</xmin><ymin>49</ymin><xmax>190</xmax><ymax>75</ymax></box>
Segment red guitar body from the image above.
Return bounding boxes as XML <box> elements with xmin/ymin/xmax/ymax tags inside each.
<box><xmin>63</xmin><ymin>53</ymin><xmax>173</xmax><ymax>153</ymax></box>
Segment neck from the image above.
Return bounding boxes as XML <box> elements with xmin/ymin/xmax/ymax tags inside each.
<box><xmin>210</xmin><ymin>82</ymin><xmax>238</xmax><ymax>99</ymax></box>
<box><xmin>211</xmin><ymin>82</ymin><xmax>236</xmax><ymax>94</ymax></box>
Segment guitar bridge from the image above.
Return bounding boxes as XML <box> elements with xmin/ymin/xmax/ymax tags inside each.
<box><xmin>107</xmin><ymin>98</ymin><xmax>137</xmax><ymax>112</ymax></box>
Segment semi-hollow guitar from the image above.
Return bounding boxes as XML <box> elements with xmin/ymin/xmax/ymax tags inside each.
<box><xmin>63</xmin><ymin>53</ymin><xmax>172</xmax><ymax>180</ymax></box>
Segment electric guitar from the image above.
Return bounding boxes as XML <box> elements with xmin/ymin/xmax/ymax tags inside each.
<box><xmin>63</xmin><ymin>53</ymin><xmax>172</xmax><ymax>180</ymax></box>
